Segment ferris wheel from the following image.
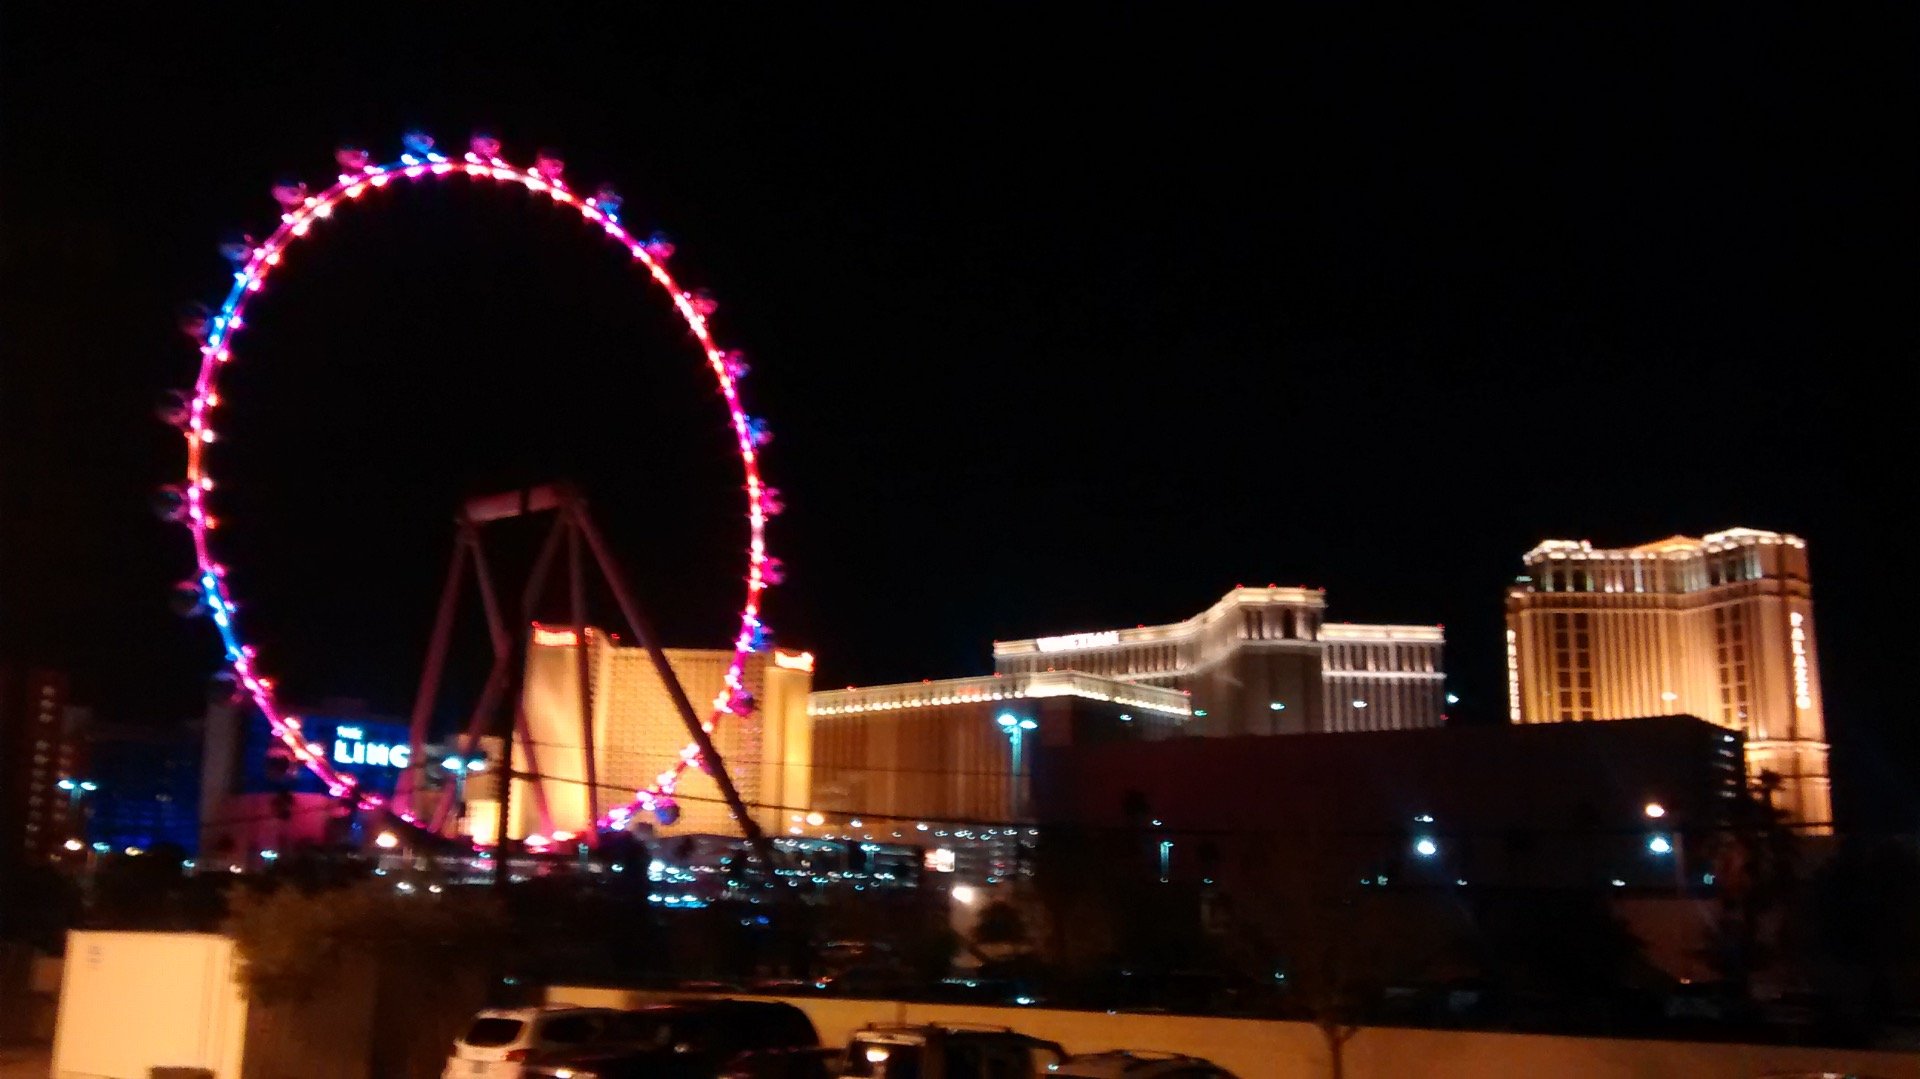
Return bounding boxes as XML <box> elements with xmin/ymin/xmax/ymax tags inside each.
<box><xmin>159</xmin><ymin>130</ymin><xmax>782</xmax><ymax>847</ymax></box>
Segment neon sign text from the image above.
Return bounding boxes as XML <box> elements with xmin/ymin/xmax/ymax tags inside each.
<box><xmin>1036</xmin><ymin>630</ymin><xmax>1120</xmax><ymax>653</ymax></box>
<box><xmin>331</xmin><ymin>726</ymin><xmax>412</xmax><ymax>770</ymax></box>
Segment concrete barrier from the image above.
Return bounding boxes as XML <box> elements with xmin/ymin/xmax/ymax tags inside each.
<box><xmin>549</xmin><ymin>985</ymin><xmax>1920</xmax><ymax>1078</ymax></box>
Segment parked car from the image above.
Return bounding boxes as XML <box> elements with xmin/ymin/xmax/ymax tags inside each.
<box><xmin>1051</xmin><ymin>1050</ymin><xmax>1239</xmax><ymax>1078</ymax></box>
<box><xmin>523</xmin><ymin>999</ymin><xmax>818</xmax><ymax>1079</ymax></box>
<box><xmin>841</xmin><ymin>1024</ymin><xmax>1064</xmax><ymax>1078</ymax></box>
<box><xmin>717</xmin><ymin>1045</ymin><xmax>845</xmax><ymax>1079</ymax></box>
<box><xmin>443</xmin><ymin>1005</ymin><xmax>618</xmax><ymax>1079</ymax></box>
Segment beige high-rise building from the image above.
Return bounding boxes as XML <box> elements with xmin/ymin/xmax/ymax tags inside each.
<box><xmin>1505</xmin><ymin>528</ymin><xmax>1831</xmax><ymax>828</ymax></box>
<box><xmin>512</xmin><ymin>625</ymin><xmax>814</xmax><ymax>841</ymax></box>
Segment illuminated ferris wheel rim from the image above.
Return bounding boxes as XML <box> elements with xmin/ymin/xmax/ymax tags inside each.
<box><xmin>174</xmin><ymin>133</ymin><xmax>781</xmax><ymax>834</ymax></box>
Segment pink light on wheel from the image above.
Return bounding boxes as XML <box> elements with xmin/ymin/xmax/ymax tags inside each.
<box><xmin>171</xmin><ymin>131</ymin><xmax>778</xmax><ymax>826</ymax></box>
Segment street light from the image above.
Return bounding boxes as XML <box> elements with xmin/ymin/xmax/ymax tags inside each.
<box><xmin>436</xmin><ymin>754</ymin><xmax>488</xmax><ymax>831</ymax></box>
<box><xmin>997</xmin><ymin>713</ymin><xmax>1037</xmax><ymax>819</ymax></box>
<box><xmin>56</xmin><ymin>777</ymin><xmax>99</xmax><ymax>853</ymax></box>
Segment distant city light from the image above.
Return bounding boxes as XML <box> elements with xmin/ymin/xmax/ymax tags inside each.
<box><xmin>1644</xmin><ymin>802</ymin><xmax>1667</xmax><ymax>819</ymax></box>
<box><xmin>1611</xmin><ymin>879</ymin><xmax>1627</xmax><ymax>887</ymax></box>
<box><xmin>1269</xmin><ymin>701</ymin><xmax>1286</xmax><ymax>711</ymax></box>
<box><xmin>1661</xmin><ymin>691</ymin><xmax>1678</xmax><ymax>703</ymax></box>
<box><xmin>1648</xmin><ymin>835</ymin><xmax>1673</xmax><ymax>855</ymax></box>
<box><xmin>951</xmin><ymin>884</ymin><xmax>978</xmax><ymax>905</ymax></box>
<box><xmin>1414</xmin><ymin>837</ymin><xmax>1439</xmax><ymax>858</ymax></box>
<box><xmin>62</xmin><ymin>839</ymin><xmax>82</xmax><ymax>852</ymax></box>
<box><xmin>1193</xmin><ymin>709</ymin><xmax>1208</xmax><ymax>718</ymax></box>
<box><xmin>258</xmin><ymin>849</ymin><xmax>276</xmax><ymax>861</ymax></box>
<box><xmin>1446</xmin><ymin>693</ymin><xmax>1461</xmax><ymax>705</ymax></box>
<box><xmin>374</xmin><ymin>831</ymin><xmax>399</xmax><ymax>850</ymax></box>
<box><xmin>805</xmin><ymin>812</ymin><xmax>826</xmax><ymax>827</ymax></box>
<box><xmin>1352</xmin><ymin>700</ymin><xmax>1368</xmax><ymax>709</ymax></box>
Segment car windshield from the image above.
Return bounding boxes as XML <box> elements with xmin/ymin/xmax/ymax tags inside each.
<box><xmin>462</xmin><ymin>1017</ymin><xmax>525</xmax><ymax>1047</ymax></box>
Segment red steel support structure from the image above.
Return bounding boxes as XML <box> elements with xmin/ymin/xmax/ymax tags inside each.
<box><xmin>397</xmin><ymin>483</ymin><xmax>773</xmax><ymax>880</ymax></box>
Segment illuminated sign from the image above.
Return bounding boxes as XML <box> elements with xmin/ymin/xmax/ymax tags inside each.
<box><xmin>1790</xmin><ymin>612</ymin><xmax>1812</xmax><ymax>710</ymax></box>
<box><xmin>531</xmin><ymin>626</ymin><xmax>580</xmax><ymax>647</ymax></box>
<box><xmin>331</xmin><ymin>725</ymin><xmax>412</xmax><ymax>771</ymax></box>
<box><xmin>924</xmin><ymin>847</ymin><xmax>956</xmax><ymax>873</ymax></box>
<box><xmin>774</xmin><ymin>650</ymin><xmax>815</xmax><ymax>672</ymax></box>
<box><xmin>1036</xmin><ymin>630</ymin><xmax>1120</xmax><ymax>654</ymax></box>
<box><xmin>1505</xmin><ymin>629</ymin><xmax>1522</xmax><ymax>721</ymax></box>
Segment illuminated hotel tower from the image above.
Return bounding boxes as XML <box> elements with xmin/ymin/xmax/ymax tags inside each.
<box><xmin>513</xmin><ymin>626</ymin><xmax>815</xmax><ymax>841</ymax></box>
<box><xmin>1505</xmin><ymin>529</ymin><xmax>1831</xmax><ymax>828</ymax></box>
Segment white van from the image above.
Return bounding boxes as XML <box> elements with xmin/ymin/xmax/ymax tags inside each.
<box><xmin>442</xmin><ymin>1005</ymin><xmax>616</xmax><ymax>1078</ymax></box>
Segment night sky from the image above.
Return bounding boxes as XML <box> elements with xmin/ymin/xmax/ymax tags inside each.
<box><xmin>2</xmin><ymin>7</ymin><xmax>1912</xmax><ymax>822</ymax></box>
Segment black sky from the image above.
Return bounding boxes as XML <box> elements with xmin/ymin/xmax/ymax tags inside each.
<box><xmin>2</xmin><ymin>6</ymin><xmax>1913</xmax><ymax>823</ymax></box>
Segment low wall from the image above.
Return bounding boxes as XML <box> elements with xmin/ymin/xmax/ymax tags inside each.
<box><xmin>550</xmin><ymin>985</ymin><xmax>1920</xmax><ymax>1079</ymax></box>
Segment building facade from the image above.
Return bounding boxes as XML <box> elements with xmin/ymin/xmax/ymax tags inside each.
<box><xmin>515</xmin><ymin>626</ymin><xmax>814</xmax><ymax>843</ymax></box>
<box><xmin>83</xmin><ymin>722</ymin><xmax>200</xmax><ymax>856</ymax></box>
<box><xmin>806</xmin><ymin>670</ymin><xmax>1190</xmax><ymax>826</ymax></box>
<box><xmin>992</xmin><ymin>587</ymin><xmax>1445</xmax><ymax>736</ymax></box>
<box><xmin>0</xmin><ymin>669</ymin><xmax>88</xmax><ymax>865</ymax></box>
<box><xmin>1505</xmin><ymin>528</ymin><xmax>1831</xmax><ymax>828</ymax></box>
<box><xmin>1034</xmin><ymin>714</ymin><xmax>1747</xmax><ymax>892</ymax></box>
<box><xmin>200</xmin><ymin>701</ymin><xmax>410</xmax><ymax>862</ymax></box>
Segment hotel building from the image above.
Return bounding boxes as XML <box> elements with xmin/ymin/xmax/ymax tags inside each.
<box><xmin>0</xmin><ymin>668</ymin><xmax>86</xmax><ymax>864</ymax></box>
<box><xmin>807</xmin><ymin>671</ymin><xmax>1191</xmax><ymax>826</ymax></box>
<box><xmin>992</xmin><ymin>586</ymin><xmax>1447</xmax><ymax>735</ymax></box>
<box><xmin>514</xmin><ymin>626</ymin><xmax>814</xmax><ymax>842</ymax></box>
<box><xmin>1505</xmin><ymin>528</ymin><xmax>1831</xmax><ymax>828</ymax></box>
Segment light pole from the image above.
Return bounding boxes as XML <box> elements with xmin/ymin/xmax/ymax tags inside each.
<box><xmin>56</xmin><ymin>778</ymin><xmax>99</xmax><ymax>848</ymax></box>
<box><xmin>439</xmin><ymin>753</ymin><xmax>488</xmax><ymax>832</ymax></box>
<box><xmin>996</xmin><ymin>713</ymin><xmax>1037</xmax><ymax>820</ymax></box>
<box><xmin>1644</xmin><ymin>801</ymin><xmax>1686</xmax><ymax>896</ymax></box>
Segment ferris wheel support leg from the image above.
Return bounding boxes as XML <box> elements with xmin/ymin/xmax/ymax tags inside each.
<box><xmin>400</xmin><ymin>522</ymin><xmax>473</xmax><ymax>818</ymax></box>
<box><xmin>571</xmin><ymin>499</ymin><xmax>776</xmax><ymax>867</ymax></box>
<box><xmin>567</xmin><ymin>523</ymin><xmax>601</xmax><ymax>839</ymax></box>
